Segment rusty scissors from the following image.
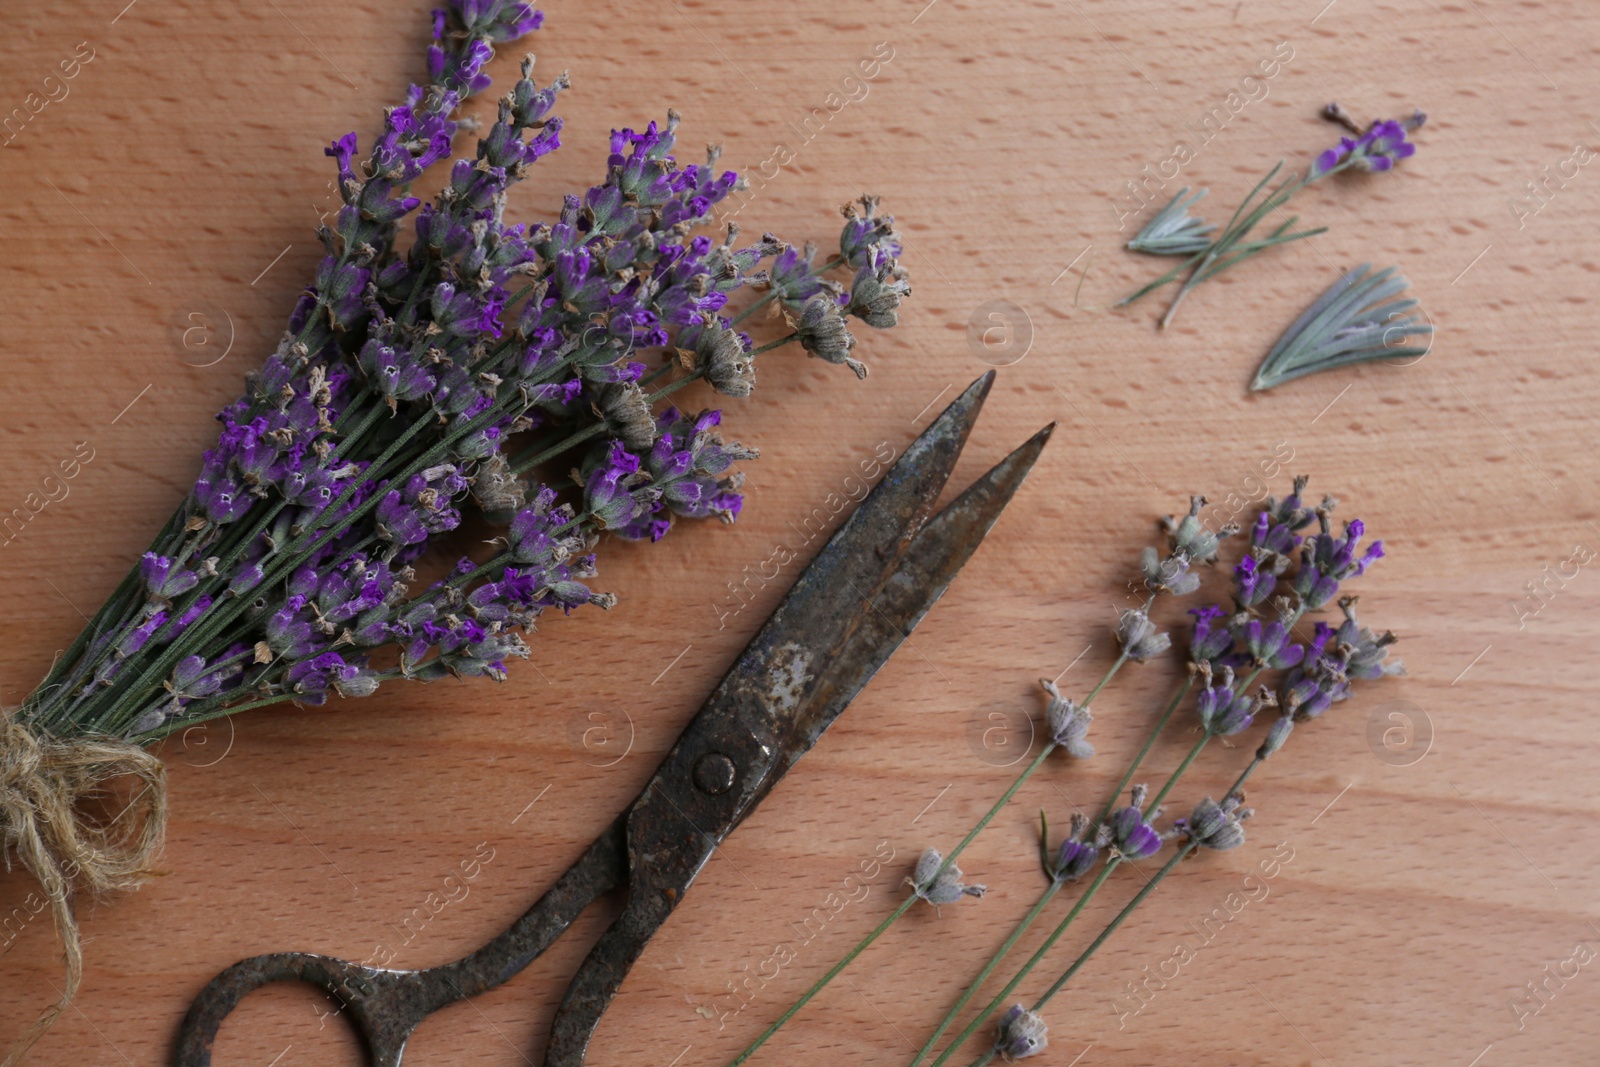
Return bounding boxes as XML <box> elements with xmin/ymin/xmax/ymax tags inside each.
<box><xmin>175</xmin><ymin>371</ymin><xmax>1052</xmax><ymax>1066</ymax></box>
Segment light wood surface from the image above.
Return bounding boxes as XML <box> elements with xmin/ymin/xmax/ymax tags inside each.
<box><xmin>2</xmin><ymin>1</ymin><xmax>1598</xmax><ymax>1064</ymax></box>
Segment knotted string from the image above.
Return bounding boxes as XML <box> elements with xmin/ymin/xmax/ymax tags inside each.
<box><xmin>0</xmin><ymin>713</ymin><xmax>165</xmax><ymax>1065</ymax></box>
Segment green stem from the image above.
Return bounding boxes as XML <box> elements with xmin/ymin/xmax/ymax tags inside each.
<box><xmin>927</xmin><ymin>860</ymin><xmax>1121</xmax><ymax>1067</ymax></box>
<box><xmin>928</xmin><ymin>666</ymin><xmax>1216</xmax><ymax>1067</ymax></box>
<box><xmin>727</xmin><ymin>895</ymin><xmax>919</xmax><ymax>1067</ymax></box>
<box><xmin>1144</xmin><ymin>732</ymin><xmax>1208</xmax><ymax>816</ymax></box>
<box><xmin>1097</xmin><ymin>674</ymin><xmax>1193</xmax><ymax>823</ymax></box>
<box><xmin>963</xmin><ymin>847</ymin><xmax>1194</xmax><ymax>1067</ymax></box>
<box><xmin>908</xmin><ymin>880</ymin><xmax>1065</xmax><ymax>1067</ymax></box>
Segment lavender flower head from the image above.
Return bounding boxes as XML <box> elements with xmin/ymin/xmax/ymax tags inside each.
<box><xmin>907</xmin><ymin>848</ymin><xmax>987</xmax><ymax>909</ymax></box>
<box><xmin>1176</xmin><ymin>794</ymin><xmax>1253</xmax><ymax>852</ymax></box>
<box><xmin>1193</xmin><ymin>665</ymin><xmax>1269</xmax><ymax>737</ymax></box>
<box><xmin>1309</xmin><ymin>111</ymin><xmax>1425</xmax><ymax>178</ymax></box>
<box><xmin>1099</xmin><ymin>785</ymin><xmax>1163</xmax><ymax>861</ymax></box>
<box><xmin>993</xmin><ymin>1004</ymin><xmax>1049</xmax><ymax>1061</ymax></box>
<box><xmin>1116</xmin><ymin>608</ymin><xmax>1170</xmax><ymax>662</ymax></box>
<box><xmin>1188</xmin><ymin>604</ymin><xmax>1236</xmax><ymax>665</ymax></box>
<box><xmin>1043</xmin><ymin>811</ymin><xmax>1099</xmax><ymax>884</ymax></box>
<box><xmin>1040</xmin><ymin>678</ymin><xmax>1093</xmax><ymax>758</ymax></box>
<box><xmin>1161</xmin><ymin>494</ymin><xmax>1231</xmax><ymax>564</ymax></box>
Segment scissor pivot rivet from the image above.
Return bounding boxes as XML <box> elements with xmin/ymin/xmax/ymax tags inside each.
<box><xmin>693</xmin><ymin>752</ymin><xmax>737</xmax><ymax>795</ymax></box>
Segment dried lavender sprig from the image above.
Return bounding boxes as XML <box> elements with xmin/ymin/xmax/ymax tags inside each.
<box><xmin>911</xmin><ymin>671</ymin><xmax>1204</xmax><ymax>1066</ymax></box>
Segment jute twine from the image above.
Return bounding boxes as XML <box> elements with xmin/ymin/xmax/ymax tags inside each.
<box><xmin>0</xmin><ymin>713</ymin><xmax>166</xmax><ymax>1065</ymax></box>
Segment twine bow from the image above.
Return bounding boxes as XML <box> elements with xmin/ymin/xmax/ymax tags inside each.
<box><xmin>0</xmin><ymin>713</ymin><xmax>166</xmax><ymax>1065</ymax></box>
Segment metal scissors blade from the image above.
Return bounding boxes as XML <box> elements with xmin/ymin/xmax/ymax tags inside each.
<box><xmin>174</xmin><ymin>371</ymin><xmax>1052</xmax><ymax>1066</ymax></box>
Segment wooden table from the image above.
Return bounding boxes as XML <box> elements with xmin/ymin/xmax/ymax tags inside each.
<box><xmin>2</xmin><ymin>1</ymin><xmax>1596</xmax><ymax>1063</ymax></box>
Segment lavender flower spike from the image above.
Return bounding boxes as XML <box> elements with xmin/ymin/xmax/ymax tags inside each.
<box><xmin>1040</xmin><ymin>678</ymin><xmax>1093</xmax><ymax>758</ymax></box>
<box><xmin>993</xmin><ymin>1004</ymin><xmax>1049</xmax><ymax>1061</ymax></box>
<box><xmin>1309</xmin><ymin>111</ymin><xmax>1425</xmax><ymax>179</ymax></box>
<box><xmin>1177</xmin><ymin>795</ymin><xmax>1253</xmax><ymax>851</ymax></box>
<box><xmin>1116</xmin><ymin>608</ymin><xmax>1170</xmax><ymax>662</ymax></box>
<box><xmin>907</xmin><ymin>848</ymin><xmax>987</xmax><ymax>909</ymax></box>
<box><xmin>1100</xmin><ymin>785</ymin><xmax>1164</xmax><ymax>861</ymax></box>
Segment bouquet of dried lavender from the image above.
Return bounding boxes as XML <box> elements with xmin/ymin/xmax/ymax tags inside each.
<box><xmin>728</xmin><ymin>479</ymin><xmax>1401</xmax><ymax>1066</ymax></box>
<box><xmin>0</xmin><ymin>2</ymin><xmax>909</xmax><ymax>1057</ymax></box>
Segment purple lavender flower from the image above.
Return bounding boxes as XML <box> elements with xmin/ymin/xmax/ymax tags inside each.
<box><xmin>993</xmin><ymin>1005</ymin><xmax>1048</xmax><ymax>1062</ymax></box>
<box><xmin>1194</xmin><ymin>667</ymin><xmax>1258</xmax><ymax>736</ymax></box>
<box><xmin>140</xmin><ymin>553</ymin><xmax>199</xmax><ymax>601</ymax></box>
<box><xmin>907</xmin><ymin>848</ymin><xmax>986</xmax><ymax>908</ymax></box>
<box><xmin>838</xmin><ymin>194</ymin><xmax>902</xmax><ymax>270</ymax></box>
<box><xmin>1188</xmin><ymin>605</ymin><xmax>1235</xmax><ymax>664</ymax></box>
<box><xmin>1294</xmin><ymin>514</ymin><xmax>1384</xmax><ymax>609</ymax></box>
<box><xmin>1309</xmin><ymin>113</ymin><xmax>1424</xmax><ymax>178</ymax></box>
<box><xmin>1233</xmin><ymin>552</ymin><xmax>1275</xmax><ymax>607</ymax></box>
<box><xmin>1239</xmin><ymin>616</ymin><xmax>1305</xmax><ymax>670</ymax></box>
<box><xmin>1102</xmin><ymin>788</ymin><xmax>1163</xmax><ymax>861</ymax></box>
<box><xmin>1279</xmin><ymin>624</ymin><xmax>1349</xmax><ymax>720</ymax></box>
<box><xmin>1049</xmin><ymin>837</ymin><xmax>1098</xmax><ymax>884</ymax></box>
<box><xmin>1176</xmin><ymin>795</ymin><xmax>1252</xmax><ymax>851</ymax></box>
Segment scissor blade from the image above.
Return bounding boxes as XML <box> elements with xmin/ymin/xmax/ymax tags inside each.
<box><xmin>725</xmin><ymin>370</ymin><xmax>993</xmax><ymax>663</ymax></box>
<box><xmin>769</xmin><ymin>418</ymin><xmax>1055</xmax><ymax>779</ymax></box>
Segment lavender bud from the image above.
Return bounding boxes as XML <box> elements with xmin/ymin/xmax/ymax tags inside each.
<box><xmin>792</xmin><ymin>293</ymin><xmax>865</xmax><ymax>378</ymax></box>
<box><xmin>1257</xmin><ymin>715</ymin><xmax>1294</xmax><ymax>759</ymax></box>
<box><xmin>993</xmin><ymin>1004</ymin><xmax>1049</xmax><ymax>1062</ymax></box>
<box><xmin>1187</xmin><ymin>605</ymin><xmax>1233</xmax><ymax>664</ymax></box>
<box><xmin>1040</xmin><ymin>678</ymin><xmax>1093</xmax><ymax>758</ymax></box>
<box><xmin>906</xmin><ymin>848</ymin><xmax>986</xmax><ymax>908</ymax></box>
<box><xmin>1102</xmin><ymin>788</ymin><xmax>1163</xmax><ymax>860</ymax></box>
<box><xmin>1142</xmin><ymin>546</ymin><xmax>1200</xmax><ymax>596</ymax></box>
<box><xmin>1178</xmin><ymin>795</ymin><xmax>1252</xmax><ymax>851</ymax></box>
<box><xmin>1193</xmin><ymin>666</ymin><xmax>1256</xmax><ymax>737</ymax></box>
<box><xmin>1116</xmin><ymin>608</ymin><xmax>1170</xmax><ymax>662</ymax></box>
<box><xmin>1162</xmin><ymin>495</ymin><xmax>1226</xmax><ymax>564</ymax></box>
<box><xmin>597</xmin><ymin>381</ymin><xmax>656</xmax><ymax>450</ymax></box>
<box><xmin>692</xmin><ymin>319</ymin><xmax>755</xmax><ymax>398</ymax></box>
<box><xmin>846</xmin><ymin>251</ymin><xmax>910</xmax><ymax>329</ymax></box>
<box><xmin>1336</xmin><ymin>597</ymin><xmax>1405</xmax><ymax>680</ymax></box>
<box><xmin>472</xmin><ymin>453</ymin><xmax>527</xmax><ymax>519</ymax></box>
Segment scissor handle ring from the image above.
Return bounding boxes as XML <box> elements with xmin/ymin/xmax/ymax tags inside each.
<box><xmin>174</xmin><ymin>951</ymin><xmax>419</xmax><ymax>1067</ymax></box>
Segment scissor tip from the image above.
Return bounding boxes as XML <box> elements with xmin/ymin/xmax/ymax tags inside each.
<box><xmin>1031</xmin><ymin>421</ymin><xmax>1057</xmax><ymax>444</ymax></box>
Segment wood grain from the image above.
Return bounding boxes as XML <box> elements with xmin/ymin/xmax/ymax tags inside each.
<box><xmin>2</xmin><ymin>0</ymin><xmax>1598</xmax><ymax>1064</ymax></box>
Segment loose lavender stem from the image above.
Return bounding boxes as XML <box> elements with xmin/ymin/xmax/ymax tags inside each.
<box><xmin>726</xmin><ymin>740</ymin><xmax>1060</xmax><ymax>1067</ymax></box>
<box><xmin>925</xmin><ymin>677</ymin><xmax>1212</xmax><ymax>1067</ymax></box>
<box><xmin>907</xmin><ymin>878</ymin><xmax>1065</xmax><ymax>1067</ymax></box>
<box><xmin>913</xmin><ymin>658</ymin><xmax>1191</xmax><ymax>1066</ymax></box>
<box><xmin>732</xmin><ymin>638</ymin><xmax>1140</xmax><ymax>1067</ymax></box>
<box><xmin>925</xmin><ymin>859</ymin><xmax>1122</xmax><ymax>1067</ymax></box>
<box><xmin>963</xmin><ymin>845</ymin><xmax>1193</xmax><ymax>1067</ymax></box>
<box><xmin>1096</xmin><ymin>674</ymin><xmax>1193</xmax><ymax>823</ymax></box>
<box><xmin>962</xmin><ymin>754</ymin><xmax>1270</xmax><ymax>1067</ymax></box>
